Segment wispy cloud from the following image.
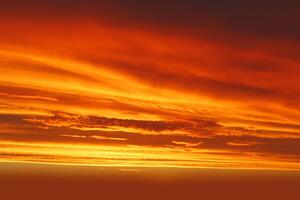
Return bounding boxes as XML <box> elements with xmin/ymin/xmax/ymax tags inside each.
<box><xmin>0</xmin><ymin>0</ymin><xmax>299</xmax><ymax>170</ymax></box>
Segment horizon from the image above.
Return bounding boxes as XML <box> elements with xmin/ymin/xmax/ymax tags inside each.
<box><xmin>0</xmin><ymin>1</ymin><xmax>300</xmax><ymax>199</ymax></box>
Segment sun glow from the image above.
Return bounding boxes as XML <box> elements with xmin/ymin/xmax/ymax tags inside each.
<box><xmin>0</xmin><ymin>2</ymin><xmax>300</xmax><ymax>171</ymax></box>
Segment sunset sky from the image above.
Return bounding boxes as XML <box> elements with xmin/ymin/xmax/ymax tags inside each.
<box><xmin>0</xmin><ymin>0</ymin><xmax>300</xmax><ymax>171</ymax></box>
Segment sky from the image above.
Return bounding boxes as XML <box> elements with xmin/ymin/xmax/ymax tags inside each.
<box><xmin>0</xmin><ymin>0</ymin><xmax>300</xmax><ymax>171</ymax></box>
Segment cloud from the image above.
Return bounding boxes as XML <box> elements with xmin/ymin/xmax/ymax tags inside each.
<box><xmin>0</xmin><ymin>0</ymin><xmax>299</xmax><ymax>170</ymax></box>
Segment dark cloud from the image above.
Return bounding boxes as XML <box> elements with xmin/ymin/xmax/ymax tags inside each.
<box><xmin>199</xmin><ymin>135</ymin><xmax>300</xmax><ymax>156</ymax></box>
<box><xmin>25</xmin><ymin>113</ymin><xmax>219</xmax><ymax>135</ymax></box>
<box><xmin>2</xmin><ymin>113</ymin><xmax>300</xmax><ymax>158</ymax></box>
<box><xmin>0</xmin><ymin>114</ymin><xmax>25</xmax><ymax>124</ymax></box>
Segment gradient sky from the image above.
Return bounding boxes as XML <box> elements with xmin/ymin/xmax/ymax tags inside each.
<box><xmin>0</xmin><ymin>0</ymin><xmax>300</xmax><ymax>170</ymax></box>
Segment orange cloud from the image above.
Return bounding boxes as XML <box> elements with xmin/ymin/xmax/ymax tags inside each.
<box><xmin>0</xmin><ymin>1</ymin><xmax>299</xmax><ymax>170</ymax></box>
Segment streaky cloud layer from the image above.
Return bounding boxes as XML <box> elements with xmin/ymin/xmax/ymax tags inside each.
<box><xmin>0</xmin><ymin>0</ymin><xmax>300</xmax><ymax>170</ymax></box>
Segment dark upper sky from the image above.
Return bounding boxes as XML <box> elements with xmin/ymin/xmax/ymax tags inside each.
<box><xmin>1</xmin><ymin>0</ymin><xmax>300</xmax><ymax>40</ymax></box>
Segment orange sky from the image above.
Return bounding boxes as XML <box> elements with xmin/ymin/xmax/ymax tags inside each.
<box><xmin>0</xmin><ymin>0</ymin><xmax>300</xmax><ymax>171</ymax></box>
